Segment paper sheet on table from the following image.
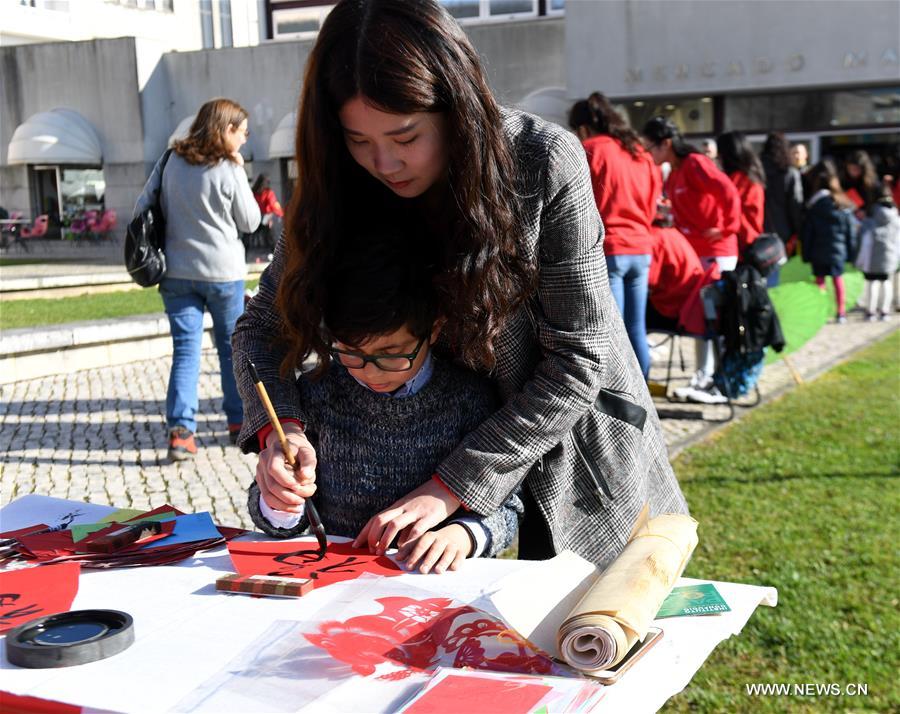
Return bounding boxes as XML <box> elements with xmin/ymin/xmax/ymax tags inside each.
<box><xmin>485</xmin><ymin>513</ymin><xmax>698</xmax><ymax>673</ymax></box>
<box><xmin>0</xmin><ymin>495</ymin><xmax>116</xmax><ymax>532</ymax></box>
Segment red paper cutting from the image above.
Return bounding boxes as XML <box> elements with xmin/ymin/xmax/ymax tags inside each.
<box><xmin>0</xmin><ymin>562</ymin><xmax>80</xmax><ymax>633</ymax></box>
<box><xmin>404</xmin><ymin>674</ymin><xmax>552</xmax><ymax>714</ymax></box>
<box><xmin>303</xmin><ymin>596</ymin><xmax>557</xmax><ymax>678</ymax></box>
<box><xmin>226</xmin><ymin>540</ymin><xmax>402</xmax><ymax>589</ymax></box>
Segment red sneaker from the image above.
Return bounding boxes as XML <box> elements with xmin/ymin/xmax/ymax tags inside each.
<box><xmin>168</xmin><ymin>427</ymin><xmax>197</xmax><ymax>461</ymax></box>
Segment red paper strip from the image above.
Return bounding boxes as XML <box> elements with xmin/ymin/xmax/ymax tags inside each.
<box><xmin>0</xmin><ymin>562</ymin><xmax>80</xmax><ymax>633</ymax></box>
<box><xmin>404</xmin><ymin>674</ymin><xmax>552</xmax><ymax>714</ymax></box>
<box><xmin>227</xmin><ymin>541</ymin><xmax>402</xmax><ymax>589</ymax></box>
<box><xmin>0</xmin><ymin>690</ymin><xmax>83</xmax><ymax>713</ymax></box>
<box><xmin>0</xmin><ymin>524</ymin><xmax>51</xmax><ymax>541</ymax></box>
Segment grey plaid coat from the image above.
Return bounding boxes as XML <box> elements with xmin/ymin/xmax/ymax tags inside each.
<box><xmin>233</xmin><ymin>110</ymin><xmax>688</xmax><ymax>569</ymax></box>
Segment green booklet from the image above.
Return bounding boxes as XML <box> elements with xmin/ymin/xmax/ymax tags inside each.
<box><xmin>656</xmin><ymin>583</ymin><xmax>731</xmax><ymax>618</ymax></box>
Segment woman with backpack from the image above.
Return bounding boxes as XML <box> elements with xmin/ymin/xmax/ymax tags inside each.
<box><xmin>134</xmin><ymin>98</ymin><xmax>261</xmax><ymax>460</ymax></box>
<box><xmin>801</xmin><ymin>160</ymin><xmax>858</xmax><ymax>324</ymax></box>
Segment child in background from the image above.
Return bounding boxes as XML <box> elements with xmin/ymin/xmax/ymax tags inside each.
<box><xmin>801</xmin><ymin>160</ymin><xmax>858</xmax><ymax>324</ymax></box>
<box><xmin>855</xmin><ymin>186</ymin><xmax>900</xmax><ymax>321</ymax></box>
<box><xmin>247</xmin><ymin>230</ymin><xmax>522</xmax><ymax>574</ymax></box>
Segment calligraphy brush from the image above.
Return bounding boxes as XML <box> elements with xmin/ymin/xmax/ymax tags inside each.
<box><xmin>248</xmin><ymin>361</ymin><xmax>328</xmax><ymax>556</ymax></box>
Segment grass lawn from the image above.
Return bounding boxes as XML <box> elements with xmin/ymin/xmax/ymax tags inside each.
<box><xmin>666</xmin><ymin>330</ymin><xmax>899</xmax><ymax>712</ymax></box>
<box><xmin>0</xmin><ymin>278</ymin><xmax>260</xmax><ymax>330</ymax></box>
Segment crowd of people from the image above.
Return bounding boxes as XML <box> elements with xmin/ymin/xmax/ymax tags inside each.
<box><xmin>568</xmin><ymin>93</ymin><xmax>900</xmax><ymax>404</ymax></box>
<box><xmin>132</xmin><ymin>0</ymin><xmax>897</xmax><ymax>574</ymax></box>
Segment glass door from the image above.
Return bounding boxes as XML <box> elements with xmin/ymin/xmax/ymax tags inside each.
<box><xmin>30</xmin><ymin>166</ymin><xmax>63</xmax><ymax>239</ymax></box>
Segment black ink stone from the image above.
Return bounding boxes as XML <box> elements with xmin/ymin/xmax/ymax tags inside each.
<box><xmin>6</xmin><ymin>610</ymin><xmax>134</xmax><ymax>668</ymax></box>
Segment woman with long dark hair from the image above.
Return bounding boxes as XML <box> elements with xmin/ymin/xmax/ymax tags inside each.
<box><xmin>842</xmin><ymin>150</ymin><xmax>882</xmax><ymax>217</ymax></box>
<box><xmin>569</xmin><ymin>93</ymin><xmax>661</xmax><ymax>378</ymax></box>
<box><xmin>760</xmin><ymin>133</ymin><xmax>804</xmax><ymax>286</ymax></box>
<box><xmin>641</xmin><ymin>116</ymin><xmax>741</xmax><ymax>404</ymax></box>
<box><xmin>135</xmin><ymin>98</ymin><xmax>260</xmax><ymax>460</ymax></box>
<box><xmin>717</xmin><ymin>131</ymin><xmax>766</xmax><ymax>257</ymax></box>
<box><xmin>233</xmin><ymin>0</ymin><xmax>687</xmax><ymax>568</ymax></box>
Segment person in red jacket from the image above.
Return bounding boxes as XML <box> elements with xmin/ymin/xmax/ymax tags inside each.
<box><xmin>717</xmin><ymin>131</ymin><xmax>765</xmax><ymax>257</ymax></box>
<box><xmin>569</xmin><ymin>93</ymin><xmax>661</xmax><ymax>378</ymax></box>
<box><xmin>642</xmin><ymin>116</ymin><xmax>742</xmax><ymax>404</ymax></box>
<box><xmin>647</xmin><ymin>224</ymin><xmax>720</xmax><ymax>337</ymax></box>
<box><xmin>252</xmin><ymin>174</ymin><xmax>284</xmax><ymax>249</ymax></box>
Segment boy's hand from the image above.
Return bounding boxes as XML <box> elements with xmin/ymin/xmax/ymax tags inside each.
<box><xmin>353</xmin><ymin>479</ymin><xmax>461</xmax><ymax>554</ymax></box>
<box><xmin>256</xmin><ymin>423</ymin><xmax>317</xmax><ymax>513</ymax></box>
<box><xmin>396</xmin><ymin>524</ymin><xmax>472</xmax><ymax>574</ymax></box>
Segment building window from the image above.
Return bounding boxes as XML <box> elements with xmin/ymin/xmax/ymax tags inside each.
<box><xmin>441</xmin><ymin>0</ymin><xmax>480</xmax><ymax>19</ymax></box>
<box><xmin>489</xmin><ymin>0</ymin><xmax>535</xmax><ymax>16</ymax></box>
<box><xmin>616</xmin><ymin>96</ymin><xmax>715</xmax><ymax>136</ymax></box>
<box><xmin>725</xmin><ymin>87</ymin><xmax>900</xmax><ymax>132</ymax></box>
<box><xmin>200</xmin><ymin>0</ymin><xmax>214</xmax><ymax>48</ymax></box>
<box><xmin>271</xmin><ymin>5</ymin><xmax>333</xmax><ymax>40</ymax></box>
<box><xmin>440</xmin><ymin>0</ymin><xmax>537</xmax><ymax>23</ymax></box>
<box><xmin>219</xmin><ymin>0</ymin><xmax>233</xmax><ymax>47</ymax></box>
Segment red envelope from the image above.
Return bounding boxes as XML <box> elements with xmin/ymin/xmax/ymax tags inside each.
<box><xmin>226</xmin><ymin>541</ymin><xmax>402</xmax><ymax>589</ymax></box>
<box><xmin>0</xmin><ymin>562</ymin><xmax>80</xmax><ymax>633</ymax></box>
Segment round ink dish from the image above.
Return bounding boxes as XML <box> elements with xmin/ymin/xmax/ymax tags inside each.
<box><xmin>6</xmin><ymin>610</ymin><xmax>134</xmax><ymax>668</ymax></box>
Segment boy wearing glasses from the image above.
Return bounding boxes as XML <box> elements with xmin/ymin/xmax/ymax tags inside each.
<box><xmin>247</xmin><ymin>235</ymin><xmax>522</xmax><ymax>574</ymax></box>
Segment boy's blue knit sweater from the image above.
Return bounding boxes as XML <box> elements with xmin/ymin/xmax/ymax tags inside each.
<box><xmin>247</xmin><ymin>358</ymin><xmax>522</xmax><ymax>556</ymax></box>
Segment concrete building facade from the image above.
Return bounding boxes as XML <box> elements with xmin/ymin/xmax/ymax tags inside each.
<box><xmin>1</xmin><ymin>1</ymin><xmax>897</xmax><ymax>257</ymax></box>
<box><xmin>0</xmin><ymin>16</ymin><xmax>564</xmax><ymax>249</ymax></box>
<box><xmin>566</xmin><ymin>0</ymin><xmax>900</xmax><ymax>164</ymax></box>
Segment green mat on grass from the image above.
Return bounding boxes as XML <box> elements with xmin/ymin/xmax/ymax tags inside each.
<box><xmin>765</xmin><ymin>258</ymin><xmax>863</xmax><ymax>364</ymax></box>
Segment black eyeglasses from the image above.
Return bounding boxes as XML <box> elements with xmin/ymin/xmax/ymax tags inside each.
<box><xmin>329</xmin><ymin>336</ymin><xmax>426</xmax><ymax>372</ymax></box>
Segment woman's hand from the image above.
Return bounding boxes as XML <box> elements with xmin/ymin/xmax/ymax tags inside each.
<box><xmin>395</xmin><ymin>524</ymin><xmax>472</xmax><ymax>574</ymax></box>
<box><xmin>256</xmin><ymin>423</ymin><xmax>317</xmax><ymax>513</ymax></box>
<box><xmin>353</xmin><ymin>479</ymin><xmax>462</xmax><ymax>555</ymax></box>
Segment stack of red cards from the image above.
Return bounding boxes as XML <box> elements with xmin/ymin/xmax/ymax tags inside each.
<box><xmin>0</xmin><ymin>505</ymin><xmax>245</xmax><ymax>569</ymax></box>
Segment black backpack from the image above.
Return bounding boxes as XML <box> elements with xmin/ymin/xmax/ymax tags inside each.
<box><xmin>124</xmin><ymin>149</ymin><xmax>172</xmax><ymax>287</ymax></box>
<box><xmin>743</xmin><ymin>233</ymin><xmax>787</xmax><ymax>277</ymax></box>
<box><xmin>717</xmin><ymin>264</ymin><xmax>786</xmax><ymax>356</ymax></box>
<box><xmin>711</xmin><ymin>265</ymin><xmax>786</xmax><ymax>398</ymax></box>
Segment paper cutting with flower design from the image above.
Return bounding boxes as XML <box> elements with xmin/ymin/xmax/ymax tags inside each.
<box><xmin>226</xmin><ymin>540</ymin><xmax>402</xmax><ymax>588</ymax></box>
<box><xmin>303</xmin><ymin>595</ymin><xmax>561</xmax><ymax>679</ymax></box>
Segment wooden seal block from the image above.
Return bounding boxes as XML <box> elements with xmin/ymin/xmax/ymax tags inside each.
<box><xmin>215</xmin><ymin>573</ymin><xmax>313</xmax><ymax>598</ymax></box>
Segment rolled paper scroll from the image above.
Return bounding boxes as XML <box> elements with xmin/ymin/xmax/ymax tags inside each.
<box><xmin>557</xmin><ymin>513</ymin><xmax>698</xmax><ymax>673</ymax></box>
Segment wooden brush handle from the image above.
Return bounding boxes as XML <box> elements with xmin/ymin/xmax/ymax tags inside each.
<box><xmin>253</xmin><ymin>382</ymin><xmax>296</xmax><ymax>469</ymax></box>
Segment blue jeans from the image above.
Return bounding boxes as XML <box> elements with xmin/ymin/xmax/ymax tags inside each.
<box><xmin>159</xmin><ymin>278</ymin><xmax>245</xmax><ymax>433</ymax></box>
<box><xmin>606</xmin><ymin>253</ymin><xmax>651</xmax><ymax>378</ymax></box>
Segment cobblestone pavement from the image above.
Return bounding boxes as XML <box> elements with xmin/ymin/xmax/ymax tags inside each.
<box><xmin>1</xmin><ymin>314</ymin><xmax>896</xmax><ymax>529</ymax></box>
